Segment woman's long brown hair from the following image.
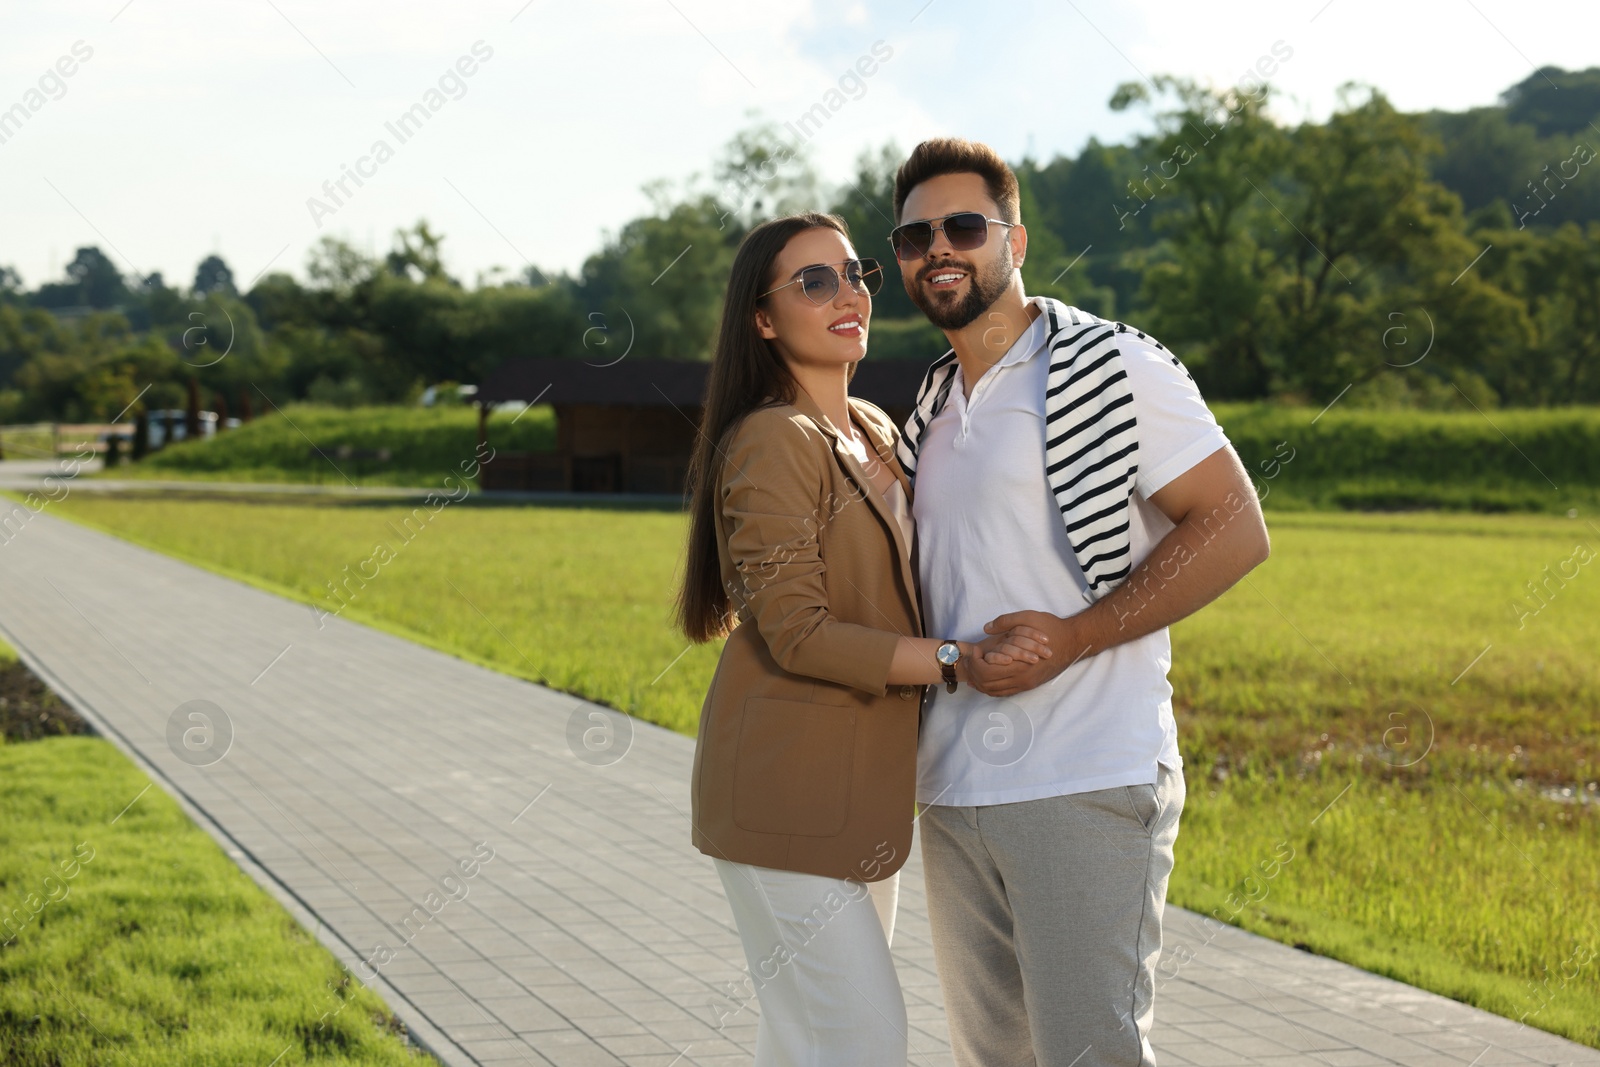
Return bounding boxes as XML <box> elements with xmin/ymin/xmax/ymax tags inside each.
<box><xmin>676</xmin><ymin>211</ymin><xmax>852</xmax><ymax>643</ymax></box>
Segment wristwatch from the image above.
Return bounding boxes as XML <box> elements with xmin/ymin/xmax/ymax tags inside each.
<box><xmin>936</xmin><ymin>640</ymin><xmax>961</xmax><ymax>693</ymax></box>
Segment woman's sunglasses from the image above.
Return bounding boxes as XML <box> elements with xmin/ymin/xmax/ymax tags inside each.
<box><xmin>759</xmin><ymin>258</ymin><xmax>883</xmax><ymax>305</ymax></box>
<box><xmin>888</xmin><ymin>212</ymin><xmax>1017</xmax><ymax>260</ymax></box>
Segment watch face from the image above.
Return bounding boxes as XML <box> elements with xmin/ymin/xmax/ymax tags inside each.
<box><xmin>937</xmin><ymin>642</ymin><xmax>960</xmax><ymax>666</ymax></box>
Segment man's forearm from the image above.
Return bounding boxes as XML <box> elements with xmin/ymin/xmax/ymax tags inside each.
<box><xmin>1054</xmin><ymin>495</ymin><xmax>1270</xmax><ymax>666</ymax></box>
<box><xmin>981</xmin><ymin>449</ymin><xmax>1273</xmax><ymax>697</ymax></box>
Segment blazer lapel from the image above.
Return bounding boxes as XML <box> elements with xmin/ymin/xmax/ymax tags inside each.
<box><xmin>787</xmin><ymin>388</ymin><xmax>922</xmax><ymax>634</ymax></box>
<box><xmin>850</xmin><ymin>398</ymin><xmax>925</xmax><ymax>637</ymax></box>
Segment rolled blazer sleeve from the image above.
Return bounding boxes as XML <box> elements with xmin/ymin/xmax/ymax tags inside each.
<box><xmin>719</xmin><ymin>409</ymin><xmax>902</xmax><ymax>695</ymax></box>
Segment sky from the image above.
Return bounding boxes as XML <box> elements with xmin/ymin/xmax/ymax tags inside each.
<box><xmin>1</xmin><ymin>0</ymin><xmax>1596</xmax><ymax>292</ymax></box>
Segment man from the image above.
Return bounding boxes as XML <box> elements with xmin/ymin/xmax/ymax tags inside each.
<box><xmin>890</xmin><ymin>137</ymin><xmax>1271</xmax><ymax>1067</ymax></box>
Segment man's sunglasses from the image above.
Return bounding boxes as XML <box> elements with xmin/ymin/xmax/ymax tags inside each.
<box><xmin>888</xmin><ymin>212</ymin><xmax>1017</xmax><ymax>260</ymax></box>
<box><xmin>759</xmin><ymin>258</ymin><xmax>883</xmax><ymax>305</ymax></box>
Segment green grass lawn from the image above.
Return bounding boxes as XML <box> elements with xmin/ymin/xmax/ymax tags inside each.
<box><xmin>0</xmin><ymin>733</ymin><xmax>440</xmax><ymax>1066</ymax></box>
<box><xmin>93</xmin><ymin>404</ymin><xmax>557</xmax><ymax>489</ymax></box>
<box><xmin>1176</xmin><ymin>774</ymin><xmax>1598</xmax><ymax>1042</ymax></box>
<box><xmin>22</xmin><ymin>490</ymin><xmax>1600</xmax><ymax>1044</ymax></box>
<box><xmin>0</xmin><ymin>426</ymin><xmax>59</xmax><ymax>461</ymax></box>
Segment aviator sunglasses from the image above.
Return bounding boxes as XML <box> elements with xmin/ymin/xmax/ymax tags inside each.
<box><xmin>759</xmin><ymin>258</ymin><xmax>884</xmax><ymax>305</ymax></box>
<box><xmin>888</xmin><ymin>211</ymin><xmax>1017</xmax><ymax>260</ymax></box>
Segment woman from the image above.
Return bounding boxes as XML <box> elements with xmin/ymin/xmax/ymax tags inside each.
<box><xmin>677</xmin><ymin>212</ymin><xmax>1051</xmax><ymax>1065</ymax></box>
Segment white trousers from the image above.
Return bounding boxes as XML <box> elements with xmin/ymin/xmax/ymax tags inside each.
<box><xmin>713</xmin><ymin>858</ymin><xmax>907</xmax><ymax>1067</ymax></box>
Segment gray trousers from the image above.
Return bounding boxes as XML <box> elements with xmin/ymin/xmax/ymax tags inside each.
<box><xmin>919</xmin><ymin>762</ymin><xmax>1185</xmax><ymax>1067</ymax></box>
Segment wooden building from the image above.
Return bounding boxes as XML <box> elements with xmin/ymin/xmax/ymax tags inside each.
<box><xmin>473</xmin><ymin>358</ymin><xmax>930</xmax><ymax>494</ymax></box>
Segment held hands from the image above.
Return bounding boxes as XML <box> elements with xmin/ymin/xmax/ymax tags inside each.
<box><xmin>957</xmin><ymin>621</ymin><xmax>1053</xmax><ymax>697</ymax></box>
<box><xmin>966</xmin><ymin>610</ymin><xmax>1084</xmax><ymax>698</ymax></box>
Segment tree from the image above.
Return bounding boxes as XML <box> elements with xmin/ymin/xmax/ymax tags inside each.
<box><xmin>131</xmin><ymin>272</ymin><xmax>187</xmax><ymax>333</ymax></box>
<box><xmin>1534</xmin><ymin>222</ymin><xmax>1600</xmax><ymax>400</ymax></box>
<box><xmin>1014</xmin><ymin>158</ymin><xmax>1118</xmax><ymax>316</ymax></box>
<box><xmin>245</xmin><ymin>271</ymin><xmax>316</xmax><ymax>330</ymax></box>
<box><xmin>1023</xmin><ymin>138</ymin><xmax>1154</xmax><ymax>316</ymax></box>
<box><xmin>32</xmin><ymin>247</ymin><xmax>128</xmax><ymax>309</ymax></box>
<box><xmin>1114</xmin><ymin>78</ymin><xmax>1533</xmax><ymax>404</ymax></box>
<box><xmin>1425</xmin><ymin>107</ymin><xmax>1546</xmax><ymax>216</ymax></box>
<box><xmin>384</xmin><ymin>220</ymin><xmax>456</xmax><ymax>285</ymax></box>
<box><xmin>193</xmin><ymin>254</ymin><xmax>236</xmax><ymax>296</ymax></box>
<box><xmin>1487</xmin><ymin>221</ymin><xmax>1600</xmax><ymax>403</ymax></box>
<box><xmin>708</xmin><ymin>120</ymin><xmax>823</xmax><ymax>234</ymax></box>
<box><xmin>306</xmin><ymin>236</ymin><xmax>377</xmax><ymax>297</ymax></box>
<box><xmin>828</xmin><ymin>143</ymin><xmax>919</xmax><ymax>321</ymax></box>
<box><xmin>1502</xmin><ymin>66</ymin><xmax>1600</xmax><ymax>138</ymax></box>
<box><xmin>1113</xmin><ymin>75</ymin><xmax>1291</xmax><ymax>397</ymax></box>
<box><xmin>1426</xmin><ymin>104</ymin><xmax>1600</xmax><ymax>232</ymax></box>
<box><xmin>68</xmin><ymin>247</ymin><xmax>128</xmax><ymax>308</ymax></box>
<box><xmin>577</xmin><ymin>194</ymin><xmax>739</xmax><ymax>361</ymax></box>
<box><xmin>0</xmin><ymin>304</ymin><xmax>60</xmax><ymax>389</ymax></box>
<box><xmin>7</xmin><ymin>313</ymin><xmax>183</xmax><ymax>422</ymax></box>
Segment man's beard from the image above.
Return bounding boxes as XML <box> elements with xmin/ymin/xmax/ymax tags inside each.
<box><xmin>904</xmin><ymin>250</ymin><xmax>1013</xmax><ymax>331</ymax></box>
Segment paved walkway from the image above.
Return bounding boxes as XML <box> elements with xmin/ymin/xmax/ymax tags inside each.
<box><xmin>1</xmin><ymin>499</ymin><xmax>1595</xmax><ymax>1067</ymax></box>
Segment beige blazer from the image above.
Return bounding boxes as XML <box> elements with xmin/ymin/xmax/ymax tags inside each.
<box><xmin>689</xmin><ymin>386</ymin><xmax>926</xmax><ymax>882</ymax></box>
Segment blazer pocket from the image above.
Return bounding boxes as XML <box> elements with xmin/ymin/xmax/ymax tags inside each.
<box><xmin>732</xmin><ymin>697</ymin><xmax>856</xmax><ymax>838</ymax></box>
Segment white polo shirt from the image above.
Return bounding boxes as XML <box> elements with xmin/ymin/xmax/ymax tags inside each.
<box><xmin>912</xmin><ymin>297</ymin><xmax>1229</xmax><ymax>807</ymax></box>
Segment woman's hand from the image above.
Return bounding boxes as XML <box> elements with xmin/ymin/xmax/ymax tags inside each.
<box><xmin>956</xmin><ymin>625</ymin><xmax>1052</xmax><ymax>696</ymax></box>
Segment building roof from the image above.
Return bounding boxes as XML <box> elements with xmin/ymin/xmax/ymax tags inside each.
<box><xmin>476</xmin><ymin>357</ymin><xmax>935</xmax><ymax>410</ymax></box>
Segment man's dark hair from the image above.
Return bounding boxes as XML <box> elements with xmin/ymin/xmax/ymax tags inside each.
<box><xmin>892</xmin><ymin>137</ymin><xmax>1021</xmax><ymax>224</ymax></box>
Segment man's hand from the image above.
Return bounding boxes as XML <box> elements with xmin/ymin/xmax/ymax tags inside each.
<box><xmin>958</xmin><ymin>624</ymin><xmax>1052</xmax><ymax>695</ymax></box>
<box><xmin>974</xmin><ymin>610</ymin><xmax>1082</xmax><ymax>696</ymax></box>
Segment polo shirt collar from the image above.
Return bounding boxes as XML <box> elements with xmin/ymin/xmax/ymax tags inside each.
<box><xmin>1000</xmin><ymin>296</ymin><xmax>1051</xmax><ymax>367</ymax></box>
<box><xmin>950</xmin><ymin>296</ymin><xmax>1051</xmax><ymax>389</ymax></box>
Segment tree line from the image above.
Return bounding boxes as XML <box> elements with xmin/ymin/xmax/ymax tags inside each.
<box><xmin>2</xmin><ymin>65</ymin><xmax>1597</xmax><ymax>424</ymax></box>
